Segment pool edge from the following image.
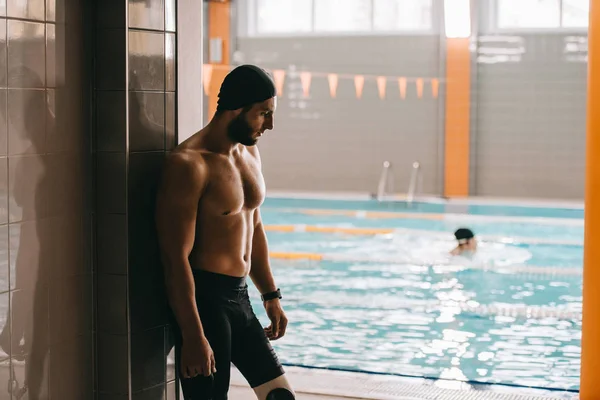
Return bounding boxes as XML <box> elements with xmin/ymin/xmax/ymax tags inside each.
<box><xmin>230</xmin><ymin>365</ymin><xmax>578</xmax><ymax>400</ymax></box>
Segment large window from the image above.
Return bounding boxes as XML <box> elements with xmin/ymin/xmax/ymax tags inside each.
<box><xmin>255</xmin><ymin>0</ymin><xmax>313</xmax><ymax>34</ymax></box>
<box><xmin>314</xmin><ymin>0</ymin><xmax>372</xmax><ymax>32</ymax></box>
<box><xmin>248</xmin><ymin>0</ymin><xmax>434</xmax><ymax>36</ymax></box>
<box><xmin>373</xmin><ymin>0</ymin><xmax>433</xmax><ymax>31</ymax></box>
<box><xmin>562</xmin><ymin>0</ymin><xmax>589</xmax><ymax>28</ymax></box>
<box><xmin>496</xmin><ymin>0</ymin><xmax>589</xmax><ymax>29</ymax></box>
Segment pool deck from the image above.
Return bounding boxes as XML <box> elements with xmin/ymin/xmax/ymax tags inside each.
<box><xmin>230</xmin><ymin>365</ymin><xmax>579</xmax><ymax>400</ymax></box>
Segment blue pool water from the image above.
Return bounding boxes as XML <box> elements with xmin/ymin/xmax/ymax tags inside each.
<box><xmin>248</xmin><ymin>197</ymin><xmax>583</xmax><ymax>391</ymax></box>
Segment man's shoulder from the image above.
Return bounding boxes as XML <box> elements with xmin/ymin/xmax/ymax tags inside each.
<box><xmin>244</xmin><ymin>145</ymin><xmax>261</xmax><ymax>161</ymax></box>
<box><xmin>165</xmin><ymin>148</ymin><xmax>208</xmax><ymax>178</ymax></box>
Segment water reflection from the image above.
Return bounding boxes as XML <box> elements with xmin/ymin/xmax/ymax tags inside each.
<box><xmin>0</xmin><ymin>65</ymin><xmax>51</xmax><ymax>399</ymax></box>
<box><xmin>248</xmin><ymin>258</ymin><xmax>582</xmax><ymax>391</ymax></box>
<box><xmin>0</xmin><ymin>5</ymin><xmax>90</xmax><ymax>397</ymax></box>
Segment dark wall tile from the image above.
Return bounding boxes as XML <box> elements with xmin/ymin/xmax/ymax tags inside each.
<box><xmin>129</xmin><ymin>30</ymin><xmax>164</xmax><ymax>91</ymax></box>
<box><xmin>49</xmin><ymin>274</ymin><xmax>87</xmax><ymax>346</ymax></box>
<box><xmin>9</xmin><ymin>287</ymin><xmax>50</xmax><ymax>365</ymax></box>
<box><xmin>129</xmin><ymin>0</ymin><xmax>164</xmax><ymax>31</ymax></box>
<box><xmin>7</xmin><ymin>89</ymin><xmax>46</xmax><ymax>156</ymax></box>
<box><xmin>45</xmin><ymin>152</ymin><xmax>82</xmax><ymax>218</ymax></box>
<box><xmin>96</xmin><ymin>152</ymin><xmax>126</xmax><ymax>214</ymax></box>
<box><xmin>0</xmin><ymin>90</ymin><xmax>5</xmax><ymax>157</ymax></box>
<box><xmin>97</xmin><ymin>213</ymin><xmax>127</xmax><ymax>275</ymax></box>
<box><xmin>129</xmin><ymin>91</ymin><xmax>165</xmax><ymax>151</ymax></box>
<box><xmin>10</xmin><ymin>291</ymin><xmax>49</xmax><ymax>399</ymax></box>
<box><xmin>99</xmin><ymin>394</ymin><xmax>130</xmax><ymax>400</ymax></box>
<box><xmin>97</xmin><ymin>273</ymin><xmax>128</xmax><ymax>335</ymax></box>
<box><xmin>97</xmin><ymin>333</ymin><xmax>129</xmax><ymax>394</ymax></box>
<box><xmin>96</xmin><ymin>29</ymin><xmax>126</xmax><ymax>90</ymax></box>
<box><xmin>128</xmin><ymin>151</ymin><xmax>167</xmax><ymax>331</ymax></box>
<box><xmin>48</xmin><ymin>216</ymin><xmax>84</xmax><ymax>278</ymax></box>
<box><xmin>46</xmin><ymin>23</ymin><xmax>55</xmax><ymax>88</ymax></box>
<box><xmin>47</xmin><ymin>87</ymin><xmax>82</xmax><ymax>154</ymax></box>
<box><xmin>165</xmin><ymin>92</ymin><xmax>175</xmax><ymax>150</ymax></box>
<box><xmin>129</xmin><ymin>267</ymin><xmax>168</xmax><ymax>333</ymax></box>
<box><xmin>165</xmin><ymin>33</ymin><xmax>175</xmax><ymax>91</ymax></box>
<box><xmin>97</xmin><ymin>0</ymin><xmax>126</xmax><ymax>29</ymax></box>
<box><xmin>0</xmin><ymin>225</ymin><xmax>7</xmax><ymax>293</ymax></box>
<box><xmin>128</xmin><ymin>151</ymin><xmax>164</xmax><ymax>219</ymax></box>
<box><xmin>7</xmin><ymin>20</ymin><xmax>45</xmax><ymax>88</ymax></box>
<box><xmin>0</xmin><ymin>19</ymin><xmax>6</xmax><ymax>87</ymax></box>
<box><xmin>9</xmin><ymin>214</ymin><xmax>54</xmax><ymax>293</ymax></box>
<box><xmin>49</xmin><ymin>334</ymin><xmax>93</xmax><ymax>400</ymax></box>
<box><xmin>96</xmin><ymin>90</ymin><xmax>126</xmax><ymax>152</ymax></box>
<box><xmin>131</xmin><ymin>326</ymin><xmax>165</xmax><ymax>392</ymax></box>
<box><xmin>0</xmin><ymin>157</ymin><xmax>7</xmax><ymax>224</ymax></box>
<box><xmin>7</xmin><ymin>0</ymin><xmax>44</xmax><ymax>20</ymax></box>
<box><xmin>132</xmin><ymin>384</ymin><xmax>166</xmax><ymax>400</ymax></box>
<box><xmin>8</xmin><ymin>155</ymin><xmax>47</xmax><ymax>223</ymax></box>
<box><xmin>165</xmin><ymin>0</ymin><xmax>175</xmax><ymax>32</ymax></box>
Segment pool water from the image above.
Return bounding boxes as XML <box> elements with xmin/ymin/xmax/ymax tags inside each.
<box><xmin>248</xmin><ymin>198</ymin><xmax>583</xmax><ymax>391</ymax></box>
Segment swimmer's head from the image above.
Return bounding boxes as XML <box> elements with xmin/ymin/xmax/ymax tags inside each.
<box><xmin>454</xmin><ymin>228</ymin><xmax>477</xmax><ymax>252</ymax></box>
<box><xmin>216</xmin><ymin>65</ymin><xmax>276</xmax><ymax>146</ymax></box>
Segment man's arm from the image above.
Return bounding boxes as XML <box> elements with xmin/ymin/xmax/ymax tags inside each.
<box><xmin>156</xmin><ymin>151</ymin><xmax>206</xmax><ymax>341</ymax></box>
<box><xmin>249</xmin><ymin>208</ymin><xmax>288</xmax><ymax>340</ymax></box>
<box><xmin>249</xmin><ymin>208</ymin><xmax>277</xmax><ymax>294</ymax></box>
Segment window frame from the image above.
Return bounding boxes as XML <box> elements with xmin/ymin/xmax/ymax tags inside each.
<box><xmin>243</xmin><ymin>0</ymin><xmax>439</xmax><ymax>38</ymax></box>
<box><xmin>489</xmin><ymin>0</ymin><xmax>588</xmax><ymax>33</ymax></box>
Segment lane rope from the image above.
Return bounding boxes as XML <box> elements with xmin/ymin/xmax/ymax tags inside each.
<box><xmin>264</xmin><ymin>224</ymin><xmax>583</xmax><ymax>246</ymax></box>
<box><xmin>269</xmin><ymin>251</ymin><xmax>583</xmax><ymax>277</ymax></box>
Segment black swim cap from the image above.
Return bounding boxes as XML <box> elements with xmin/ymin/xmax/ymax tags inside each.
<box><xmin>454</xmin><ymin>228</ymin><xmax>474</xmax><ymax>243</ymax></box>
<box><xmin>216</xmin><ymin>64</ymin><xmax>276</xmax><ymax>111</ymax></box>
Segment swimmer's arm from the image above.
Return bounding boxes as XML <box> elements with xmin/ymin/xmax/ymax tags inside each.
<box><xmin>249</xmin><ymin>208</ymin><xmax>278</xmax><ymax>295</ymax></box>
<box><xmin>156</xmin><ymin>152</ymin><xmax>207</xmax><ymax>340</ymax></box>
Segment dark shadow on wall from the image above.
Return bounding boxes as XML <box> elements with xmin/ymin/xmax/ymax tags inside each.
<box><xmin>0</xmin><ymin>1</ymin><xmax>91</xmax><ymax>397</ymax></box>
<box><xmin>0</xmin><ymin>65</ymin><xmax>51</xmax><ymax>400</ymax></box>
<box><xmin>128</xmin><ymin>71</ymin><xmax>177</xmax><ymax>399</ymax></box>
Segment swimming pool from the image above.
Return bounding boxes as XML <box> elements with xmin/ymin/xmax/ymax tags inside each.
<box><xmin>248</xmin><ymin>197</ymin><xmax>583</xmax><ymax>392</ymax></box>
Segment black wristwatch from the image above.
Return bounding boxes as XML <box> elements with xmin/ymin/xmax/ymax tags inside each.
<box><xmin>261</xmin><ymin>288</ymin><xmax>282</xmax><ymax>302</ymax></box>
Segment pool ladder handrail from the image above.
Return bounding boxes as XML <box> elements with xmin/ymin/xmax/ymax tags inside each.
<box><xmin>375</xmin><ymin>161</ymin><xmax>421</xmax><ymax>203</ymax></box>
<box><xmin>375</xmin><ymin>161</ymin><xmax>393</xmax><ymax>201</ymax></box>
<box><xmin>406</xmin><ymin>161</ymin><xmax>421</xmax><ymax>205</ymax></box>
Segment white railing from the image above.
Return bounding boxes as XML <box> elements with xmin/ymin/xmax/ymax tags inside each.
<box><xmin>406</xmin><ymin>161</ymin><xmax>421</xmax><ymax>205</ymax></box>
<box><xmin>375</xmin><ymin>161</ymin><xmax>393</xmax><ymax>201</ymax></box>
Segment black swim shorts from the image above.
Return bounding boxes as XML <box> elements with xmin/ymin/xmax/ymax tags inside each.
<box><xmin>173</xmin><ymin>269</ymin><xmax>285</xmax><ymax>400</ymax></box>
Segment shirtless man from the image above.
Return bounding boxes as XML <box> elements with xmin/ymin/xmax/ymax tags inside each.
<box><xmin>156</xmin><ymin>65</ymin><xmax>294</xmax><ymax>400</ymax></box>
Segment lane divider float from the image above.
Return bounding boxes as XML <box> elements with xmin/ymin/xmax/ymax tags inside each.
<box><xmin>268</xmin><ymin>251</ymin><xmax>583</xmax><ymax>277</ymax></box>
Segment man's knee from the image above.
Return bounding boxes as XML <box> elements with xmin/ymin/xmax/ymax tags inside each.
<box><xmin>266</xmin><ymin>388</ymin><xmax>295</xmax><ymax>400</ymax></box>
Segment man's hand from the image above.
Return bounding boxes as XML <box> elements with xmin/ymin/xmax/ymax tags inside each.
<box><xmin>264</xmin><ymin>300</ymin><xmax>288</xmax><ymax>340</ymax></box>
<box><xmin>180</xmin><ymin>336</ymin><xmax>216</xmax><ymax>378</ymax></box>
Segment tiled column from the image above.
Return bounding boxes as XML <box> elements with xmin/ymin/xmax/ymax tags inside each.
<box><xmin>95</xmin><ymin>0</ymin><xmax>178</xmax><ymax>398</ymax></box>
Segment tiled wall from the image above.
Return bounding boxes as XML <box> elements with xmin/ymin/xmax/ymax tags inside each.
<box><xmin>0</xmin><ymin>0</ymin><xmax>94</xmax><ymax>398</ymax></box>
<box><xmin>473</xmin><ymin>33</ymin><xmax>587</xmax><ymax>199</ymax></box>
<box><xmin>95</xmin><ymin>0</ymin><xmax>177</xmax><ymax>398</ymax></box>
<box><xmin>235</xmin><ymin>35</ymin><xmax>444</xmax><ymax>195</ymax></box>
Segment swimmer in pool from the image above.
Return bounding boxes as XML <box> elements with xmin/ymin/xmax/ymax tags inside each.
<box><xmin>156</xmin><ymin>65</ymin><xmax>294</xmax><ymax>400</ymax></box>
<box><xmin>450</xmin><ymin>228</ymin><xmax>478</xmax><ymax>256</ymax></box>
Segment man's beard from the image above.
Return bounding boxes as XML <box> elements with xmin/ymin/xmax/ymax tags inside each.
<box><xmin>227</xmin><ymin>113</ymin><xmax>257</xmax><ymax>146</ymax></box>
